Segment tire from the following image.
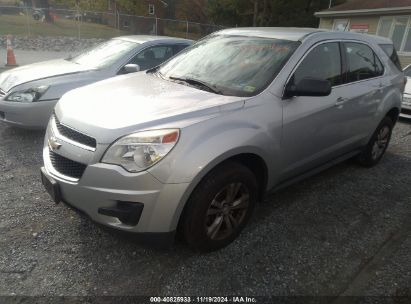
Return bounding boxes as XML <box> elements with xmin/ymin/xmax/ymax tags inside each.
<box><xmin>181</xmin><ymin>161</ymin><xmax>258</xmax><ymax>252</ymax></box>
<box><xmin>356</xmin><ymin>117</ymin><xmax>393</xmax><ymax>167</ymax></box>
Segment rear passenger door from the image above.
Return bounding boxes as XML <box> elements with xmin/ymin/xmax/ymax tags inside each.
<box><xmin>280</xmin><ymin>42</ymin><xmax>360</xmax><ymax>180</ymax></box>
<box><xmin>340</xmin><ymin>42</ymin><xmax>385</xmax><ymax>143</ymax></box>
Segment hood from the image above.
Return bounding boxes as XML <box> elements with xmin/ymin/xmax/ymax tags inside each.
<box><xmin>56</xmin><ymin>72</ymin><xmax>244</xmax><ymax>143</ymax></box>
<box><xmin>0</xmin><ymin>59</ymin><xmax>93</xmax><ymax>92</ymax></box>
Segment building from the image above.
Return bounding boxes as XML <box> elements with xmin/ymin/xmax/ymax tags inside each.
<box><xmin>315</xmin><ymin>0</ymin><xmax>411</xmax><ymax>67</ymax></box>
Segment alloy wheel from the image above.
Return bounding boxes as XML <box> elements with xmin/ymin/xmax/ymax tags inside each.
<box><xmin>371</xmin><ymin>125</ymin><xmax>390</xmax><ymax>160</ymax></box>
<box><xmin>205</xmin><ymin>182</ymin><xmax>250</xmax><ymax>241</ymax></box>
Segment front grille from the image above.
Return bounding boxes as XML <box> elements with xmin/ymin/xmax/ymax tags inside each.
<box><xmin>53</xmin><ymin>115</ymin><xmax>96</xmax><ymax>149</ymax></box>
<box><xmin>0</xmin><ymin>89</ymin><xmax>6</xmax><ymax>97</ymax></box>
<box><xmin>49</xmin><ymin>150</ymin><xmax>87</xmax><ymax>179</ymax></box>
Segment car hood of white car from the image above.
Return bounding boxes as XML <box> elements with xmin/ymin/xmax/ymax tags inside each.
<box><xmin>55</xmin><ymin>72</ymin><xmax>245</xmax><ymax>143</ymax></box>
<box><xmin>0</xmin><ymin>59</ymin><xmax>93</xmax><ymax>92</ymax></box>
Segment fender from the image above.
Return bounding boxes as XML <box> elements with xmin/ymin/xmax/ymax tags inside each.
<box><xmin>148</xmin><ymin>105</ymin><xmax>282</xmax><ymax>231</ymax></box>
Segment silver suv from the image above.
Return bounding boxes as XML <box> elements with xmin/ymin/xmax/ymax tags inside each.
<box><xmin>41</xmin><ymin>28</ymin><xmax>405</xmax><ymax>251</ymax></box>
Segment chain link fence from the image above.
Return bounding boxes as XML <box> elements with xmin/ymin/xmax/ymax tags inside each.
<box><xmin>0</xmin><ymin>5</ymin><xmax>225</xmax><ymax>40</ymax></box>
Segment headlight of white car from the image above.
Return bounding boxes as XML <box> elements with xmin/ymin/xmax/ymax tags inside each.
<box><xmin>6</xmin><ymin>85</ymin><xmax>49</xmax><ymax>102</ymax></box>
<box><xmin>102</xmin><ymin>129</ymin><xmax>180</xmax><ymax>172</ymax></box>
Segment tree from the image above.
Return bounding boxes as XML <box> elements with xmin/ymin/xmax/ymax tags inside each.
<box><xmin>206</xmin><ymin>0</ymin><xmax>253</xmax><ymax>26</ymax></box>
<box><xmin>207</xmin><ymin>0</ymin><xmax>347</xmax><ymax>28</ymax></box>
<box><xmin>175</xmin><ymin>0</ymin><xmax>208</xmax><ymax>23</ymax></box>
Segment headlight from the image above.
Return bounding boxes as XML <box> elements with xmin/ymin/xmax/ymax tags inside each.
<box><xmin>101</xmin><ymin>129</ymin><xmax>180</xmax><ymax>172</ymax></box>
<box><xmin>6</xmin><ymin>86</ymin><xmax>49</xmax><ymax>102</ymax></box>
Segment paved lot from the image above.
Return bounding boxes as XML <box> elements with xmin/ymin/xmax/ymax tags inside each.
<box><xmin>0</xmin><ymin>119</ymin><xmax>410</xmax><ymax>298</ymax></box>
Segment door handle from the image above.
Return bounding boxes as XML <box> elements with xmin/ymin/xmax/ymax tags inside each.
<box><xmin>335</xmin><ymin>97</ymin><xmax>348</xmax><ymax>107</ymax></box>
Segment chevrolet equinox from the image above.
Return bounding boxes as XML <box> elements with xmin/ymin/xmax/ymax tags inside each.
<box><xmin>41</xmin><ymin>28</ymin><xmax>405</xmax><ymax>251</ymax></box>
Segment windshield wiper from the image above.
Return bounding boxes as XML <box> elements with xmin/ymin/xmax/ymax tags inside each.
<box><xmin>169</xmin><ymin>76</ymin><xmax>221</xmax><ymax>94</ymax></box>
<box><xmin>147</xmin><ymin>67</ymin><xmax>166</xmax><ymax>79</ymax></box>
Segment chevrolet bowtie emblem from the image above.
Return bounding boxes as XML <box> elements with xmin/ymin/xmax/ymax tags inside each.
<box><xmin>48</xmin><ymin>136</ymin><xmax>62</xmax><ymax>151</ymax></box>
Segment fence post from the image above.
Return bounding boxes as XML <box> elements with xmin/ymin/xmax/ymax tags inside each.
<box><xmin>186</xmin><ymin>20</ymin><xmax>189</xmax><ymax>39</ymax></box>
<box><xmin>24</xmin><ymin>6</ymin><xmax>31</xmax><ymax>37</ymax></box>
<box><xmin>117</xmin><ymin>10</ymin><xmax>120</xmax><ymax>30</ymax></box>
<box><xmin>155</xmin><ymin>17</ymin><xmax>158</xmax><ymax>35</ymax></box>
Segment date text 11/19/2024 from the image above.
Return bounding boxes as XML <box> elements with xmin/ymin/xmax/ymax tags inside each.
<box><xmin>150</xmin><ymin>296</ymin><xmax>258</xmax><ymax>303</ymax></box>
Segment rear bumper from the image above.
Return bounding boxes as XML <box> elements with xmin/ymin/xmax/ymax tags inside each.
<box><xmin>0</xmin><ymin>98</ymin><xmax>58</xmax><ymax>129</ymax></box>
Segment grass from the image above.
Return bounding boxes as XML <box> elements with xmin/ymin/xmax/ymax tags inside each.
<box><xmin>0</xmin><ymin>14</ymin><xmax>129</xmax><ymax>38</ymax></box>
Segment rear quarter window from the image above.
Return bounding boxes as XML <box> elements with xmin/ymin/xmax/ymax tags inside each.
<box><xmin>379</xmin><ymin>44</ymin><xmax>403</xmax><ymax>71</ymax></box>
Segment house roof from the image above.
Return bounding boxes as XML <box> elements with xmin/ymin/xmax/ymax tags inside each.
<box><xmin>315</xmin><ymin>0</ymin><xmax>411</xmax><ymax>17</ymax></box>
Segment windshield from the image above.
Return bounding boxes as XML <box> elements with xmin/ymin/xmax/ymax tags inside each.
<box><xmin>157</xmin><ymin>35</ymin><xmax>300</xmax><ymax>97</ymax></box>
<box><xmin>69</xmin><ymin>39</ymin><xmax>139</xmax><ymax>69</ymax></box>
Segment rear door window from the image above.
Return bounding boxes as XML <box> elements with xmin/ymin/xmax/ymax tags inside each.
<box><xmin>129</xmin><ymin>45</ymin><xmax>175</xmax><ymax>70</ymax></box>
<box><xmin>343</xmin><ymin>42</ymin><xmax>384</xmax><ymax>83</ymax></box>
<box><xmin>172</xmin><ymin>44</ymin><xmax>190</xmax><ymax>55</ymax></box>
<box><xmin>379</xmin><ymin>44</ymin><xmax>403</xmax><ymax>71</ymax></box>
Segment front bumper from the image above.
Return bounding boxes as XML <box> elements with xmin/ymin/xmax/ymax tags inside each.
<box><xmin>41</xmin><ymin>121</ymin><xmax>191</xmax><ymax>237</ymax></box>
<box><xmin>401</xmin><ymin>94</ymin><xmax>411</xmax><ymax>119</ymax></box>
<box><xmin>0</xmin><ymin>98</ymin><xmax>58</xmax><ymax>129</ymax></box>
<box><xmin>42</xmin><ymin>146</ymin><xmax>190</xmax><ymax>234</ymax></box>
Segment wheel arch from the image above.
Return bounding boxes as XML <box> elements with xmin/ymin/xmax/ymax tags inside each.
<box><xmin>385</xmin><ymin>107</ymin><xmax>400</xmax><ymax>123</ymax></box>
<box><xmin>174</xmin><ymin>151</ymin><xmax>269</xmax><ymax>231</ymax></box>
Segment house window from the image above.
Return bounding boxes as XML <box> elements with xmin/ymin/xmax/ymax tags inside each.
<box><xmin>148</xmin><ymin>4</ymin><xmax>155</xmax><ymax>15</ymax></box>
<box><xmin>333</xmin><ymin>19</ymin><xmax>349</xmax><ymax>32</ymax></box>
<box><xmin>377</xmin><ymin>16</ymin><xmax>411</xmax><ymax>53</ymax></box>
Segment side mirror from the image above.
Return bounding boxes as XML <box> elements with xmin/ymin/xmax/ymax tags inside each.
<box><xmin>284</xmin><ymin>77</ymin><xmax>332</xmax><ymax>98</ymax></box>
<box><xmin>124</xmin><ymin>64</ymin><xmax>141</xmax><ymax>74</ymax></box>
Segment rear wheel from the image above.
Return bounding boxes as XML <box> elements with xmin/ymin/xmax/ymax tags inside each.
<box><xmin>356</xmin><ymin>117</ymin><xmax>393</xmax><ymax>167</ymax></box>
<box><xmin>181</xmin><ymin>162</ymin><xmax>258</xmax><ymax>252</ymax></box>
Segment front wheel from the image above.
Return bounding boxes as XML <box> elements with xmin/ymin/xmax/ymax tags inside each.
<box><xmin>356</xmin><ymin>117</ymin><xmax>393</xmax><ymax>167</ymax></box>
<box><xmin>181</xmin><ymin>162</ymin><xmax>258</xmax><ymax>252</ymax></box>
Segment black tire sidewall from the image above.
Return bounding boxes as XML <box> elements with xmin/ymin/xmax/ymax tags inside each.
<box><xmin>358</xmin><ymin>117</ymin><xmax>393</xmax><ymax>167</ymax></box>
<box><xmin>182</xmin><ymin>162</ymin><xmax>258</xmax><ymax>252</ymax></box>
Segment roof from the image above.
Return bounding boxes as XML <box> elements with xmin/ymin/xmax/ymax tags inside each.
<box><xmin>115</xmin><ymin>35</ymin><xmax>193</xmax><ymax>44</ymax></box>
<box><xmin>315</xmin><ymin>0</ymin><xmax>411</xmax><ymax>17</ymax></box>
<box><xmin>216</xmin><ymin>27</ymin><xmax>324</xmax><ymax>41</ymax></box>
<box><xmin>217</xmin><ymin>27</ymin><xmax>392</xmax><ymax>45</ymax></box>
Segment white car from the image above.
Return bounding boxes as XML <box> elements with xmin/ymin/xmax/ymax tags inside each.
<box><xmin>402</xmin><ymin>64</ymin><xmax>411</xmax><ymax>118</ymax></box>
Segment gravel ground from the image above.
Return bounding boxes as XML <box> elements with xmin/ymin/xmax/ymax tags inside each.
<box><xmin>0</xmin><ymin>36</ymin><xmax>105</xmax><ymax>53</ymax></box>
<box><xmin>0</xmin><ymin>119</ymin><xmax>410</xmax><ymax>298</ymax></box>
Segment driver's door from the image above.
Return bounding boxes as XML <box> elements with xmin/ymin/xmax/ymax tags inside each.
<box><xmin>280</xmin><ymin>41</ymin><xmax>356</xmax><ymax>180</ymax></box>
